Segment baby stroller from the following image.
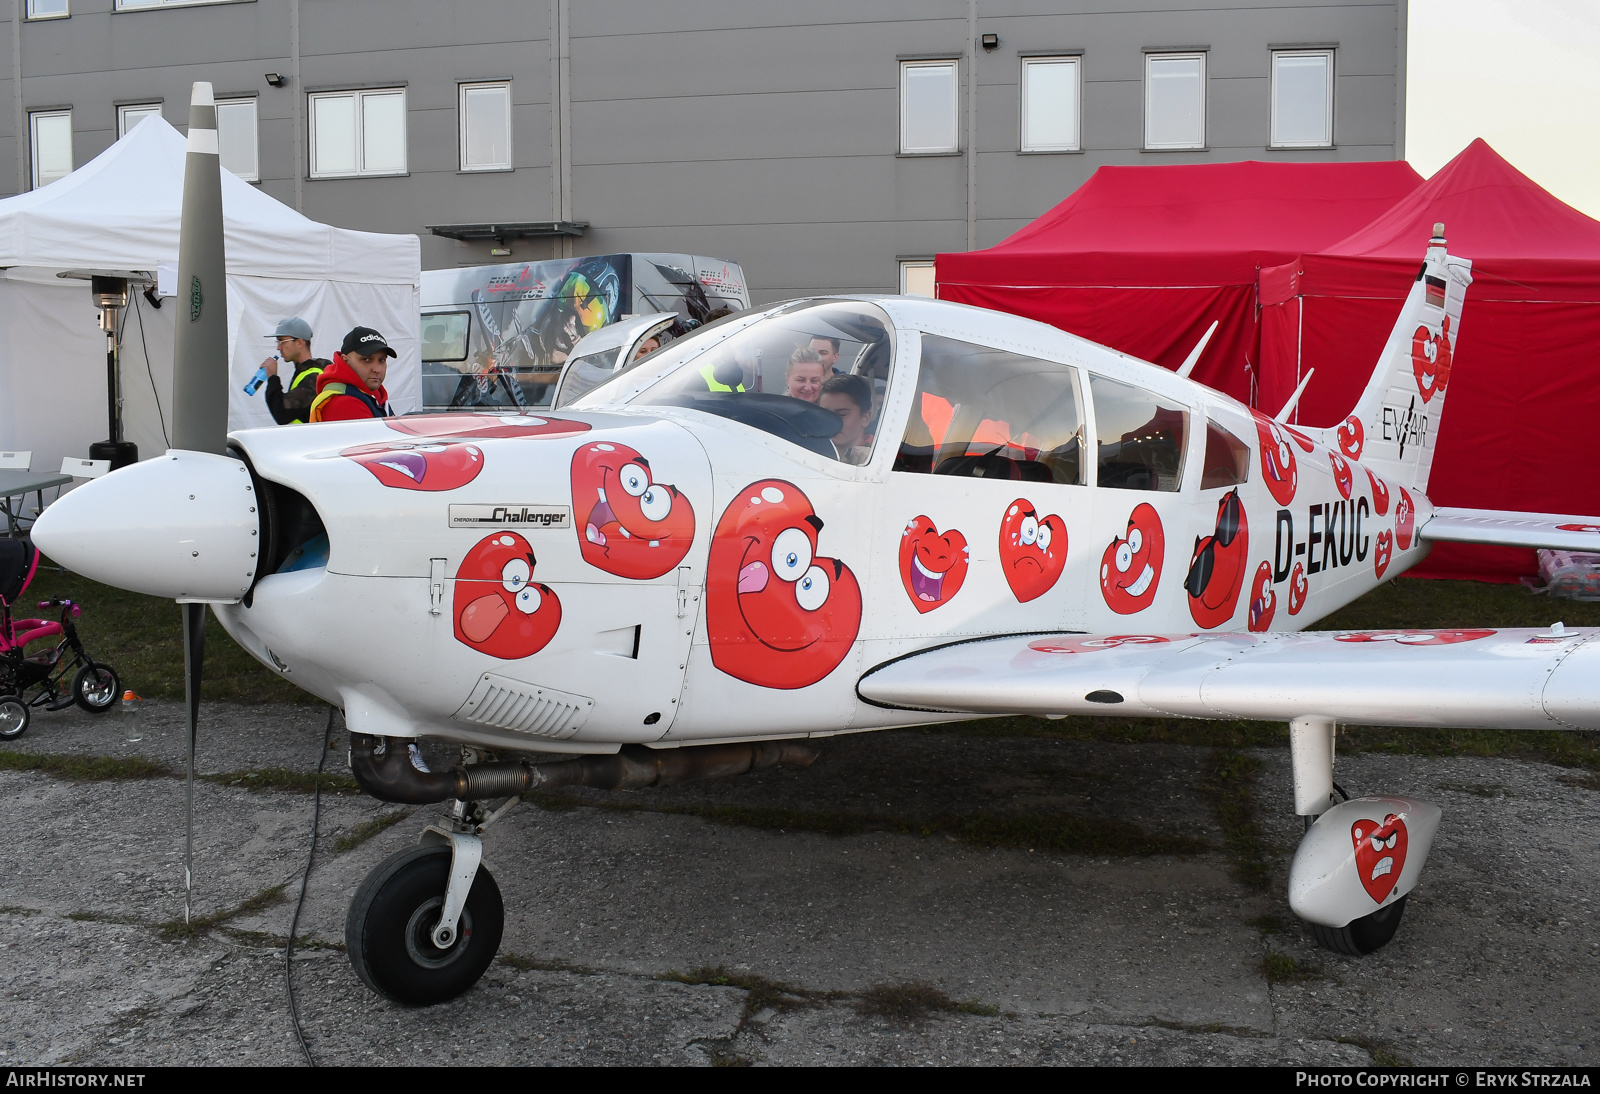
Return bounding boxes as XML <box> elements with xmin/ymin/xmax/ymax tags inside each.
<box><xmin>0</xmin><ymin>538</ymin><xmax>120</xmax><ymax>740</ymax></box>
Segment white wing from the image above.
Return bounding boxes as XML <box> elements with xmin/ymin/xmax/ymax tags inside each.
<box><xmin>1421</xmin><ymin>507</ymin><xmax>1600</xmax><ymax>552</ymax></box>
<box><xmin>858</xmin><ymin>627</ymin><xmax>1600</xmax><ymax>731</ymax></box>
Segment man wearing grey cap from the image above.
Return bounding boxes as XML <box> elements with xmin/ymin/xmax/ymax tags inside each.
<box><xmin>260</xmin><ymin>317</ymin><xmax>329</xmax><ymax>425</ymax></box>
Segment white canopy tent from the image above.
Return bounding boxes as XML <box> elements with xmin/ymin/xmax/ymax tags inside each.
<box><xmin>0</xmin><ymin>116</ymin><xmax>420</xmax><ymax>476</ymax></box>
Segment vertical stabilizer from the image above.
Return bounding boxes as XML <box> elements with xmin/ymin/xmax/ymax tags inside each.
<box><xmin>1320</xmin><ymin>226</ymin><xmax>1471</xmax><ymax>492</ymax></box>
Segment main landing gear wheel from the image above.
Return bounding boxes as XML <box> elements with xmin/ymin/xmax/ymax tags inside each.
<box><xmin>345</xmin><ymin>844</ymin><xmax>504</xmax><ymax>1006</ymax></box>
<box><xmin>0</xmin><ymin>694</ymin><xmax>28</xmax><ymax>740</ymax></box>
<box><xmin>73</xmin><ymin>663</ymin><xmax>120</xmax><ymax>714</ymax></box>
<box><xmin>1310</xmin><ymin>895</ymin><xmax>1407</xmax><ymax>956</ymax></box>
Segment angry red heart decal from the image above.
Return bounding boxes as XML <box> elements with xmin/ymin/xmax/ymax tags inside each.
<box><xmin>1366</xmin><ymin>469</ymin><xmax>1391</xmax><ymax>516</ymax></box>
<box><xmin>1336</xmin><ymin>415</ymin><xmax>1364</xmax><ymax>460</ymax></box>
<box><xmin>453</xmin><ymin>532</ymin><xmax>562</xmax><ymax>659</ymax></box>
<box><xmin>1253</xmin><ymin>411</ymin><xmax>1298</xmax><ymax>507</ymax></box>
<box><xmin>1329</xmin><ymin>452</ymin><xmax>1354</xmax><ymax>500</ymax></box>
<box><xmin>1246</xmin><ymin>561</ymin><xmax>1275</xmax><ymax>632</ymax></box>
<box><xmin>1411</xmin><ymin>316</ymin><xmax>1453</xmax><ymax>404</ymax></box>
<box><xmin>999</xmin><ymin>499</ymin><xmax>1067</xmax><ymax>603</ymax></box>
<box><xmin>706</xmin><ymin>480</ymin><xmax>862</xmax><ymax>689</ymax></box>
<box><xmin>1373</xmin><ymin>529</ymin><xmax>1394</xmax><ymax>578</ymax></box>
<box><xmin>1287</xmin><ymin>561</ymin><xmax>1308</xmax><ymax>615</ymax></box>
<box><xmin>1101</xmin><ymin>503</ymin><xmax>1165</xmax><ymax>615</ymax></box>
<box><xmin>1395</xmin><ymin>488</ymin><xmax>1416</xmax><ymax>551</ymax></box>
<box><xmin>901</xmin><ymin>516</ymin><xmax>969</xmax><ymax>612</ymax></box>
<box><xmin>1351</xmin><ymin>813</ymin><xmax>1408</xmax><ymax>904</ymax></box>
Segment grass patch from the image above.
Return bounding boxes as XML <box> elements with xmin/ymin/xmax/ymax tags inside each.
<box><xmin>159</xmin><ymin>882</ymin><xmax>288</xmax><ymax>940</ymax></box>
<box><xmin>662</xmin><ymin>965</ymin><xmax>1001</xmax><ymax>1028</ymax></box>
<box><xmin>1335</xmin><ymin>1035</ymin><xmax>1412</xmax><ymax>1067</ymax></box>
<box><xmin>529</xmin><ymin>793</ymin><xmax>1206</xmax><ymax>858</ymax></box>
<box><xmin>334</xmin><ymin>808</ymin><xmax>414</xmax><ymax>853</ymax></box>
<box><xmin>1202</xmin><ymin>750</ymin><xmax>1270</xmax><ymax>891</ymax></box>
<box><xmin>1262</xmin><ymin>951</ymin><xmax>1322</xmax><ymax>984</ymax></box>
<box><xmin>22</xmin><ymin>563</ymin><xmax>304</xmax><ymax>704</ymax></box>
<box><xmin>0</xmin><ymin>750</ymin><xmax>169</xmax><ymax>781</ymax></box>
<box><xmin>199</xmin><ymin>768</ymin><xmax>361</xmax><ymax>795</ymax></box>
<box><xmin>854</xmin><ymin>980</ymin><xmax>966</xmax><ymax>1022</ymax></box>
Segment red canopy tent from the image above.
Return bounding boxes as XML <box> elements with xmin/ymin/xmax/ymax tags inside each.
<box><xmin>935</xmin><ymin>160</ymin><xmax>1422</xmax><ymax>404</ymax></box>
<box><xmin>1257</xmin><ymin>140</ymin><xmax>1600</xmax><ymax>582</ymax></box>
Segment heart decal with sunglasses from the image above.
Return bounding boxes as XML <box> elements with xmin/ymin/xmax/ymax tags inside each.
<box><xmin>1184</xmin><ymin>488</ymin><xmax>1250</xmax><ymax>629</ymax></box>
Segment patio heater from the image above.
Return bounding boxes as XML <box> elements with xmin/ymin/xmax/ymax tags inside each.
<box><xmin>88</xmin><ymin>275</ymin><xmax>138</xmax><ymax>471</ymax></box>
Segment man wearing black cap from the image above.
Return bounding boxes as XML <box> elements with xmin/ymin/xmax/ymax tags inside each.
<box><xmin>259</xmin><ymin>317</ymin><xmax>329</xmax><ymax>425</ymax></box>
<box><xmin>310</xmin><ymin>326</ymin><xmax>397</xmax><ymax>422</ymax></box>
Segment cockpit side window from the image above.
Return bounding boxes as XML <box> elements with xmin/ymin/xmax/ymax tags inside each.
<box><xmin>1199</xmin><ymin>415</ymin><xmax>1251</xmax><ymax>489</ymax></box>
<box><xmin>895</xmin><ymin>334</ymin><xmax>1085</xmax><ymax>486</ymax></box>
<box><xmin>627</xmin><ymin>300</ymin><xmax>894</xmax><ymax>462</ymax></box>
<box><xmin>1090</xmin><ymin>374</ymin><xmax>1189</xmax><ymax>491</ymax></box>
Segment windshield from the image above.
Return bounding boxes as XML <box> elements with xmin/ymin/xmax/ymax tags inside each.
<box><xmin>595</xmin><ymin>300</ymin><xmax>895</xmax><ymax>463</ymax></box>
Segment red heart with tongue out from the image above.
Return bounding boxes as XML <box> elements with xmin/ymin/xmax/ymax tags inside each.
<box><xmin>899</xmin><ymin>516</ymin><xmax>968</xmax><ymax>613</ymax></box>
<box><xmin>1351</xmin><ymin>813</ymin><xmax>1408</xmax><ymax>904</ymax></box>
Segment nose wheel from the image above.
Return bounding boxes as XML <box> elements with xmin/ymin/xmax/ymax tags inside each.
<box><xmin>345</xmin><ymin>844</ymin><xmax>504</xmax><ymax>1005</ymax></box>
<box><xmin>1309</xmin><ymin>895</ymin><xmax>1407</xmax><ymax>956</ymax></box>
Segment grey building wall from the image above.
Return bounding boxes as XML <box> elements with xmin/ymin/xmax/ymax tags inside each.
<box><xmin>0</xmin><ymin>0</ymin><xmax>1404</xmax><ymax>304</ymax></box>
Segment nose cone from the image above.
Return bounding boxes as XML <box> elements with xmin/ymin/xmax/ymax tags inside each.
<box><xmin>32</xmin><ymin>450</ymin><xmax>262</xmax><ymax>602</ymax></box>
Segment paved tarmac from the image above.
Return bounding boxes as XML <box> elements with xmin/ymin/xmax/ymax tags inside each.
<box><xmin>1</xmin><ymin>700</ymin><xmax>1596</xmax><ymax>1066</ymax></box>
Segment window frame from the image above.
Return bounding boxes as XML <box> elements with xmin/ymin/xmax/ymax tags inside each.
<box><xmin>1269</xmin><ymin>48</ymin><xmax>1335</xmax><ymax>149</ymax></box>
<box><xmin>117</xmin><ymin>103</ymin><xmax>162</xmax><ymax>138</ymax></box>
<box><xmin>1019</xmin><ymin>55</ymin><xmax>1081</xmax><ymax>153</ymax></box>
<box><xmin>29</xmin><ymin>109</ymin><xmax>72</xmax><ymax>190</ymax></box>
<box><xmin>421</xmin><ymin>311</ymin><xmax>471</xmax><ymax>363</ymax></box>
<box><xmin>25</xmin><ymin>0</ymin><xmax>68</xmax><ymax>20</ymax></box>
<box><xmin>458</xmin><ymin>80</ymin><xmax>513</xmax><ymax>172</ymax></box>
<box><xmin>113</xmin><ymin>0</ymin><xmax>242</xmax><ymax>9</ymax></box>
<box><xmin>1143</xmin><ymin>51</ymin><xmax>1207</xmax><ymax>152</ymax></box>
<box><xmin>899</xmin><ymin>59</ymin><xmax>960</xmax><ymax>155</ymax></box>
<box><xmin>215</xmin><ymin>96</ymin><xmax>259</xmax><ymax>182</ymax></box>
<box><xmin>898</xmin><ymin>260</ymin><xmax>936</xmax><ymax>298</ymax></box>
<box><xmin>308</xmin><ymin>87</ymin><xmax>408</xmax><ymax>179</ymax></box>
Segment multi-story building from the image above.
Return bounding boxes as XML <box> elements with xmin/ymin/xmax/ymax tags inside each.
<box><xmin>1</xmin><ymin>0</ymin><xmax>1406</xmax><ymax>301</ymax></box>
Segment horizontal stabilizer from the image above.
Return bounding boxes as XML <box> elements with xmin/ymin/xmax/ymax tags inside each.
<box><xmin>1420</xmin><ymin>507</ymin><xmax>1600</xmax><ymax>552</ymax></box>
<box><xmin>858</xmin><ymin>628</ymin><xmax>1600</xmax><ymax>730</ymax></box>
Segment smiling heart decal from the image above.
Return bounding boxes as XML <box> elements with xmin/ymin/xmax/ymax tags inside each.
<box><xmin>1336</xmin><ymin>415</ymin><xmax>1364</xmax><ymax>460</ymax></box>
<box><xmin>999</xmin><ymin>499</ymin><xmax>1067</xmax><ymax>603</ymax></box>
<box><xmin>1352</xmin><ymin>813</ymin><xmax>1408</xmax><ymax>904</ymax></box>
<box><xmin>1411</xmin><ymin>316</ymin><xmax>1453</xmax><ymax>403</ymax></box>
<box><xmin>1287</xmin><ymin>562</ymin><xmax>1309</xmax><ymax>615</ymax></box>
<box><xmin>1100</xmin><ymin>503</ymin><xmax>1165</xmax><ymax>615</ymax></box>
<box><xmin>900</xmin><ymin>516</ymin><xmax>969</xmax><ymax>612</ymax></box>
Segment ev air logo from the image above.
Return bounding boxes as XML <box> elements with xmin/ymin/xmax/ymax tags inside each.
<box><xmin>448</xmin><ymin>504</ymin><xmax>570</xmax><ymax>530</ymax></box>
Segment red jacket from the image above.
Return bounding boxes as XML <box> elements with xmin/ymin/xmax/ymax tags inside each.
<box><xmin>310</xmin><ymin>353</ymin><xmax>391</xmax><ymax>422</ymax></box>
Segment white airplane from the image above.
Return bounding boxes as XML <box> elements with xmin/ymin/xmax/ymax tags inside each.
<box><xmin>32</xmin><ymin>87</ymin><xmax>1600</xmax><ymax>1007</ymax></box>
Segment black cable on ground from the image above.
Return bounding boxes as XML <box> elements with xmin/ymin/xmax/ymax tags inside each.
<box><xmin>286</xmin><ymin>706</ymin><xmax>335</xmax><ymax>1068</ymax></box>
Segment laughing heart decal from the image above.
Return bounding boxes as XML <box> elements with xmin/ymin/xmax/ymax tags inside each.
<box><xmin>1412</xmin><ymin>316</ymin><xmax>1453</xmax><ymax>403</ymax></box>
<box><xmin>1101</xmin><ymin>503</ymin><xmax>1165</xmax><ymax>615</ymax></box>
<box><xmin>1352</xmin><ymin>813</ymin><xmax>1408</xmax><ymax>904</ymax></box>
<box><xmin>900</xmin><ymin>516</ymin><xmax>969</xmax><ymax>612</ymax></box>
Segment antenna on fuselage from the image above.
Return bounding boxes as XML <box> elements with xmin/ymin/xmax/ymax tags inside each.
<box><xmin>1175</xmin><ymin>320</ymin><xmax>1219</xmax><ymax>379</ymax></box>
<box><xmin>1274</xmin><ymin>368</ymin><xmax>1315</xmax><ymax>424</ymax></box>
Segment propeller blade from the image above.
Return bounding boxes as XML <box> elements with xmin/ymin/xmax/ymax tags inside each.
<box><xmin>170</xmin><ymin>82</ymin><xmax>230</xmax><ymax>457</ymax></box>
<box><xmin>182</xmin><ymin>601</ymin><xmax>205</xmax><ymax>924</ymax></box>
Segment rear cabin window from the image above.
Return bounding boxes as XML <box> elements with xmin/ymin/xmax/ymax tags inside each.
<box><xmin>895</xmin><ymin>334</ymin><xmax>1085</xmax><ymax>485</ymax></box>
<box><xmin>1090</xmin><ymin>374</ymin><xmax>1189</xmax><ymax>491</ymax></box>
<box><xmin>1199</xmin><ymin>417</ymin><xmax>1251</xmax><ymax>489</ymax></box>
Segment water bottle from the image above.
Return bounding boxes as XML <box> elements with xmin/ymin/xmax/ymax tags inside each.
<box><xmin>243</xmin><ymin>358</ymin><xmax>273</xmax><ymax>396</ymax></box>
<box><xmin>121</xmin><ymin>690</ymin><xmax>142</xmax><ymax>743</ymax></box>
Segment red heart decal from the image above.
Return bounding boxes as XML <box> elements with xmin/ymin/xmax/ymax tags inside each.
<box><xmin>998</xmin><ymin>499</ymin><xmax>1067</xmax><ymax>603</ymax></box>
<box><xmin>453</xmin><ymin>532</ymin><xmax>562</xmax><ymax>660</ymax></box>
<box><xmin>1351</xmin><ymin>813</ymin><xmax>1408</xmax><ymax>904</ymax></box>
<box><xmin>1336</xmin><ymin>415</ymin><xmax>1364</xmax><ymax>460</ymax></box>
<box><xmin>1366</xmin><ymin>469</ymin><xmax>1391</xmax><ymax>516</ymax></box>
<box><xmin>900</xmin><ymin>516</ymin><xmax>969</xmax><ymax>613</ymax></box>
<box><xmin>1253</xmin><ymin>412</ymin><xmax>1299</xmax><ymax>507</ymax></box>
<box><xmin>1329</xmin><ymin>452</ymin><xmax>1354</xmax><ymax>499</ymax></box>
<box><xmin>1410</xmin><ymin>317</ymin><xmax>1453</xmax><ymax>404</ymax></box>
<box><xmin>1028</xmin><ymin>635</ymin><xmax>1171</xmax><ymax>654</ymax></box>
<box><xmin>1100</xmin><ymin>503</ymin><xmax>1165</xmax><ymax>615</ymax></box>
<box><xmin>1287</xmin><ymin>561</ymin><xmax>1308</xmax><ymax>615</ymax></box>
<box><xmin>1246</xmin><ymin>561</ymin><xmax>1275</xmax><ymax>632</ymax></box>
<box><xmin>1373</xmin><ymin>529</ymin><xmax>1393</xmax><ymax>578</ymax></box>
<box><xmin>1396</xmin><ymin>488</ymin><xmax>1416</xmax><ymax>551</ymax></box>
<box><xmin>1336</xmin><ymin>628</ymin><xmax>1494</xmax><ymax>646</ymax></box>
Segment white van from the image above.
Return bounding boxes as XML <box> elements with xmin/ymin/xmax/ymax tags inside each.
<box><xmin>419</xmin><ymin>253</ymin><xmax>749</xmax><ymax>411</ymax></box>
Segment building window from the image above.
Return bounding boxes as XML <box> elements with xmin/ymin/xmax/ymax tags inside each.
<box><xmin>217</xmin><ymin>97</ymin><xmax>259</xmax><ymax>181</ymax></box>
<box><xmin>26</xmin><ymin>0</ymin><xmax>68</xmax><ymax>19</ymax></box>
<box><xmin>1020</xmin><ymin>57</ymin><xmax>1080</xmax><ymax>152</ymax></box>
<box><xmin>1144</xmin><ymin>52</ymin><xmax>1206</xmax><ymax>150</ymax></box>
<box><xmin>459</xmin><ymin>81</ymin><xmax>511</xmax><ymax>171</ymax></box>
<box><xmin>115</xmin><ymin>0</ymin><xmax>237</xmax><ymax>8</ymax></box>
<box><xmin>30</xmin><ymin>110</ymin><xmax>71</xmax><ymax>188</ymax></box>
<box><xmin>900</xmin><ymin>60</ymin><xmax>958</xmax><ymax>154</ymax></box>
<box><xmin>1271</xmin><ymin>50</ymin><xmax>1334</xmax><ymax>148</ymax></box>
<box><xmin>310</xmin><ymin>89</ymin><xmax>406</xmax><ymax>178</ymax></box>
<box><xmin>117</xmin><ymin>103</ymin><xmax>161</xmax><ymax>137</ymax></box>
<box><xmin>899</xmin><ymin>260</ymin><xmax>935</xmax><ymax>298</ymax></box>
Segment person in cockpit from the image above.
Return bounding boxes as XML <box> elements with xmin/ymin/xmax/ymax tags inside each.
<box><xmin>820</xmin><ymin>374</ymin><xmax>873</xmax><ymax>464</ymax></box>
<box><xmin>785</xmin><ymin>347</ymin><xmax>826</xmax><ymax>403</ymax></box>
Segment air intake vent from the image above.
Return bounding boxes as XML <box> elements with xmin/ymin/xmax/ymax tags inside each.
<box><xmin>452</xmin><ymin>674</ymin><xmax>594</xmax><ymax>739</ymax></box>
